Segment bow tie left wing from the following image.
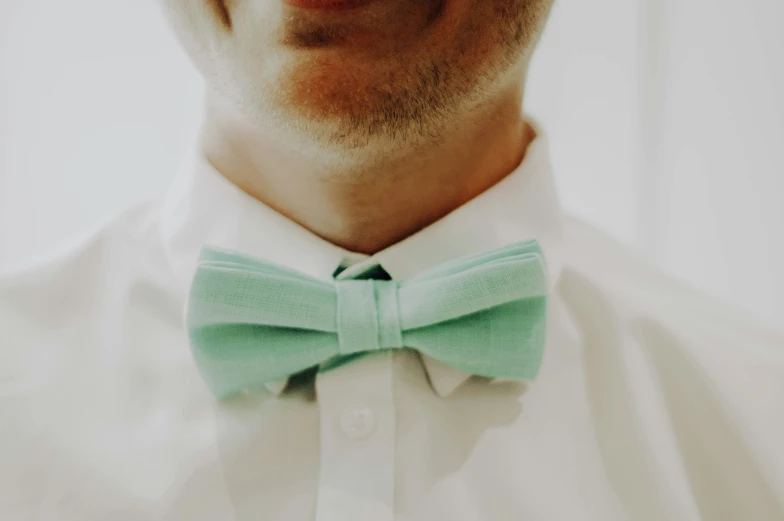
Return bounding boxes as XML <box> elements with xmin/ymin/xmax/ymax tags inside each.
<box><xmin>187</xmin><ymin>248</ymin><xmax>341</xmax><ymax>398</ymax></box>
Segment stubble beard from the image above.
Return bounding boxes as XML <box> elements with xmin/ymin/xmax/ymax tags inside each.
<box><xmin>221</xmin><ymin>0</ymin><xmax>549</xmax><ymax>165</ymax></box>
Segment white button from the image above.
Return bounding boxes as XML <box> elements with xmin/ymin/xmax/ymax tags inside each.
<box><xmin>339</xmin><ymin>407</ymin><xmax>376</xmax><ymax>439</ymax></box>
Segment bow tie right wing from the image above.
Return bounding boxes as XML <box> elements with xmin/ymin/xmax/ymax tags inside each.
<box><xmin>396</xmin><ymin>240</ymin><xmax>549</xmax><ymax>380</ymax></box>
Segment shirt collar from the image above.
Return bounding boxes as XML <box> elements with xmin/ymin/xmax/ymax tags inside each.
<box><xmin>159</xmin><ymin>117</ymin><xmax>564</xmax><ymax>398</ymax></box>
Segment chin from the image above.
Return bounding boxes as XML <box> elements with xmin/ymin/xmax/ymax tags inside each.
<box><xmin>165</xmin><ymin>0</ymin><xmax>550</xmax><ymax>149</ymax></box>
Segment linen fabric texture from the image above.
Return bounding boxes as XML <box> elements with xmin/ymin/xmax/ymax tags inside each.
<box><xmin>187</xmin><ymin>240</ymin><xmax>548</xmax><ymax>399</ymax></box>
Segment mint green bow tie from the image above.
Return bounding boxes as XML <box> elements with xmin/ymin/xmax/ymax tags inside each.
<box><xmin>186</xmin><ymin>240</ymin><xmax>549</xmax><ymax>399</ymax></box>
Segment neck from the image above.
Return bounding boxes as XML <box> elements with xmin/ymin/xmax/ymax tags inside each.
<box><xmin>200</xmin><ymin>80</ymin><xmax>534</xmax><ymax>255</ymax></box>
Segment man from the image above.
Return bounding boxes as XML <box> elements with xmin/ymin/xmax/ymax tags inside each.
<box><xmin>1</xmin><ymin>0</ymin><xmax>782</xmax><ymax>519</ymax></box>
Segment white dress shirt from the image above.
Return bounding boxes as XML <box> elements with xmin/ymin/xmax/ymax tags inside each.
<box><xmin>1</xmin><ymin>125</ymin><xmax>783</xmax><ymax>521</ymax></box>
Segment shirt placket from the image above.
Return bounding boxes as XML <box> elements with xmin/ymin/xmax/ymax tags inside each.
<box><xmin>314</xmin><ymin>349</ymin><xmax>396</xmax><ymax>521</ymax></box>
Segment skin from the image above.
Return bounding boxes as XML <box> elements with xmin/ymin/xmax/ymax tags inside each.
<box><xmin>159</xmin><ymin>0</ymin><xmax>554</xmax><ymax>254</ymax></box>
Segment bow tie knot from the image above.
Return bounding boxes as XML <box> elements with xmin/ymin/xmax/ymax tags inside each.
<box><xmin>336</xmin><ymin>279</ymin><xmax>404</xmax><ymax>355</ymax></box>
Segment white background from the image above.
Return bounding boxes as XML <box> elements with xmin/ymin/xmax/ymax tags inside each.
<box><xmin>1</xmin><ymin>0</ymin><xmax>782</xmax><ymax>328</ymax></box>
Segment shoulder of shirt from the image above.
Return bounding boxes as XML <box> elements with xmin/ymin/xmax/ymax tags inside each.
<box><xmin>559</xmin><ymin>215</ymin><xmax>784</xmax><ymax>350</ymax></box>
<box><xmin>0</xmin><ymin>200</ymin><xmax>176</xmax><ymax>331</ymax></box>
<box><xmin>560</xmin><ymin>216</ymin><xmax>784</xmax><ymax>500</ymax></box>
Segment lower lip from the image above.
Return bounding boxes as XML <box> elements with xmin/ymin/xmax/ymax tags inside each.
<box><xmin>284</xmin><ymin>0</ymin><xmax>374</xmax><ymax>10</ymax></box>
